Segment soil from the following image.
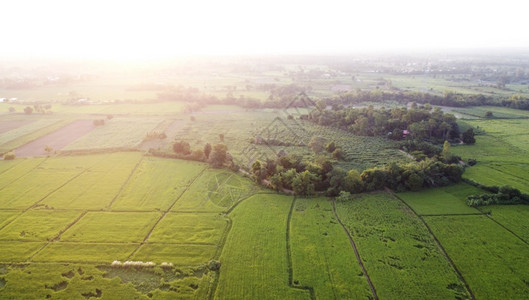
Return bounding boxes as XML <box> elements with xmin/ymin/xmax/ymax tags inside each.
<box><xmin>14</xmin><ymin>120</ymin><xmax>95</xmax><ymax>157</ymax></box>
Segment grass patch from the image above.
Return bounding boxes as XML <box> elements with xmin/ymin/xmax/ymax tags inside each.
<box><xmin>42</xmin><ymin>153</ymin><xmax>142</xmax><ymax>209</ymax></box>
<box><xmin>63</xmin><ymin>117</ymin><xmax>162</xmax><ymax>150</ymax></box>
<box><xmin>32</xmin><ymin>243</ymin><xmax>138</xmax><ymax>263</ymax></box>
<box><xmin>148</xmin><ymin>213</ymin><xmax>228</xmax><ymax>244</ymax></box>
<box><xmin>112</xmin><ymin>157</ymin><xmax>206</xmax><ymax>211</ymax></box>
<box><xmin>290</xmin><ymin>197</ymin><xmax>372</xmax><ymax>299</ymax></box>
<box><xmin>214</xmin><ymin>194</ymin><xmax>309</xmax><ymax>300</ymax></box>
<box><xmin>132</xmin><ymin>244</ymin><xmax>217</xmax><ymax>266</ymax></box>
<box><xmin>0</xmin><ymin>241</ymin><xmax>45</xmax><ymax>262</ymax></box>
<box><xmin>483</xmin><ymin>205</ymin><xmax>529</xmax><ymax>243</ymax></box>
<box><xmin>61</xmin><ymin>212</ymin><xmax>160</xmax><ymax>243</ymax></box>
<box><xmin>0</xmin><ymin>210</ymin><xmax>81</xmax><ymax>241</ymax></box>
<box><xmin>425</xmin><ymin>215</ymin><xmax>529</xmax><ymax>299</ymax></box>
<box><xmin>335</xmin><ymin>192</ymin><xmax>469</xmax><ymax>299</ymax></box>
<box><xmin>398</xmin><ymin>183</ymin><xmax>483</xmax><ymax>215</ymax></box>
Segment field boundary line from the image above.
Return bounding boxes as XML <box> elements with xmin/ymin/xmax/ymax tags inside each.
<box><xmin>392</xmin><ymin>191</ymin><xmax>475</xmax><ymax>300</ymax></box>
<box><xmin>0</xmin><ymin>157</ymin><xmax>49</xmax><ymax>192</ymax></box>
<box><xmin>0</xmin><ymin>166</ymin><xmax>90</xmax><ymax>231</ymax></box>
<box><xmin>106</xmin><ymin>155</ymin><xmax>145</xmax><ymax>210</ymax></box>
<box><xmin>208</xmin><ymin>216</ymin><xmax>232</xmax><ymax>300</ymax></box>
<box><xmin>26</xmin><ymin>210</ymin><xmax>87</xmax><ymax>262</ymax></box>
<box><xmin>476</xmin><ymin>207</ymin><xmax>529</xmax><ymax>247</ymax></box>
<box><xmin>25</xmin><ymin>168</ymin><xmax>91</xmax><ymax>212</ymax></box>
<box><xmin>286</xmin><ymin>197</ymin><xmax>316</xmax><ymax>300</ymax></box>
<box><xmin>420</xmin><ymin>212</ymin><xmax>488</xmax><ymax>217</ymax></box>
<box><xmin>0</xmin><ymin>158</ymin><xmax>25</xmax><ymax>176</ymax></box>
<box><xmin>126</xmin><ymin>166</ymin><xmax>208</xmax><ymax>260</ymax></box>
<box><xmin>2</xmin><ymin>119</ymin><xmax>73</xmax><ymax>154</ymax></box>
<box><xmin>331</xmin><ymin>197</ymin><xmax>378</xmax><ymax>300</ymax></box>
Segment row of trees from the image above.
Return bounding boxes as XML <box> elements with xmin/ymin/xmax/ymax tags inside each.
<box><xmin>250</xmin><ymin>153</ymin><xmax>463</xmax><ymax>196</ymax></box>
<box><xmin>172</xmin><ymin>141</ymin><xmax>233</xmax><ymax>169</ymax></box>
<box><xmin>308</xmin><ymin>103</ymin><xmax>462</xmax><ymax>144</ymax></box>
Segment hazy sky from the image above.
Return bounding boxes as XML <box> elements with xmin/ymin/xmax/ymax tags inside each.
<box><xmin>2</xmin><ymin>0</ymin><xmax>528</xmax><ymax>60</ymax></box>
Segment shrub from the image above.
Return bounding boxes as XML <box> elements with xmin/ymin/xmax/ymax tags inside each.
<box><xmin>207</xmin><ymin>260</ymin><xmax>221</xmax><ymax>271</ymax></box>
<box><xmin>93</xmin><ymin>119</ymin><xmax>105</xmax><ymax>126</ymax></box>
<box><xmin>3</xmin><ymin>152</ymin><xmax>16</xmax><ymax>160</ymax></box>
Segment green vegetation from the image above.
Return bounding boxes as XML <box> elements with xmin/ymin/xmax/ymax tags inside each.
<box><xmin>2</xmin><ymin>55</ymin><xmax>529</xmax><ymax>298</ymax></box>
<box><xmin>426</xmin><ymin>215</ymin><xmax>529</xmax><ymax>299</ymax></box>
<box><xmin>483</xmin><ymin>205</ymin><xmax>529</xmax><ymax>243</ymax></box>
<box><xmin>399</xmin><ymin>183</ymin><xmax>483</xmax><ymax>215</ymax></box>
<box><xmin>335</xmin><ymin>192</ymin><xmax>469</xmax><ymax>299</ymax></box>
<box><xmin>111</xmin><ymin>157</ymin><xmax>206</xmax><ymax>211</ymax></box>
<box><xmin>451</xmin><ymin>109</ymin><xmax>529</xmax><ymax>193</ymax></box>
<box><xmin>63</xmin><ymin>118</ymin><xmax>162</xmax><ymax>150</ymax></box>
<box><xmin>290</xmin><ymin>198</ymin><xmax>371</xmax><ymax>299</ymax></box>
<box><xmin>214</xmin><ymin>194</ymin><xmax>309</xmax><ymax>299</ymax></box>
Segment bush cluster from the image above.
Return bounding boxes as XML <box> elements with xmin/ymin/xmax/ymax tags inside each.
<box><xmin>466</xmin><ymin>185</ymin><xmax>529</xmax><ymax>207</ymax></box>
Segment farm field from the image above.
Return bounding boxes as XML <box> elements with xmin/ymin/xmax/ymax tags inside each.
<box><xmin>334</xmin><ymin>192</ymin><xmax>470</xmax><ymax>299</ymax></box>
<box><xmin>290</xmin><ymin>197</ymin><xmax>372</xmax><ymax>299</ymax></box>
<box><xmin>214</xmin><ymin>194</ymin><xmax>309</xmax><ymax>300</ymax></box>
<box><xmin>13</xmin><ymin>119</ymin><xmax>95</xmax><ymax>157</ymax></box>
<box><xmin>398</xmin><ymin>183</ymin><xmax>483</xmax><ymax>215</ymax></box>
<box><xmin>0</xmin><ymin>154</ymin><xmax>239</xmax><ymax>298</ymax></box>
<box><xmin>0</xmin><ymin>117</ymin><xmax>74</xmax><ymax>154</ymax></box>
<box><xmin>425</xmin><ymin>215</ymin><xmax>529</xmax><ymax>299</ymax></box>
<box><xmin>452</xmin><ymin>110</ymin><xmax>529</xmax><ymax>193</ymax></box>
<box><xmin>63</xmin><ymin>117</ymin><xmax>163</xmax><ymax>151</ymax></box>
<box><xmin>480</xmin><ymin>205</ymin><xmax>529</xmax><ymax>243</ymax></box>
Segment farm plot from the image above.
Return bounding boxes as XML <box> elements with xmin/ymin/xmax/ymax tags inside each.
<box><xmin>14</xmin><ymin>120</ymin><xmax>95</xmax><ymax>157</ymax></box>
<box><xmin>172</xmin><ymin>168</ymin><xmax>258</xmax><ymax>212</ymax></box>
<box><xmin>0</xmin><ymin>118</ymin><xmax>73</xmax><ymax>154</ymax></box>
<box><xmin>31</xmin><ymin>242</ymin><xmax>139</xmax><ymax>263</ymax></box>
<box><xmin>0</xmin><ymin>210</ymin><xmax>81</xmax><ymax>242</ymax></box>
<box><xmin>60</xmin><ymin>212</ymin><xmax>160</xmax><ymax>243</ymax></box>
<box><xmin>41</xmin><ymin>152</ymin><xmax>142</xmax><ymax>209</ymax></box>
<box><xmin>147</xmin><ymin>213</ymin><xmax>228</xmax><ymax>245</ymax></box>
<box><xmin>290</xmin><ymin>198</ymin><xmax>372</xmax><ymax>299</ymax></box>
<box><xmin>0</xmin><ymin>158</ymin><xmax>45</xmax><ymax>189</ymax></box>
<box><xmin>398</xmin><ymin>183</ymin><xmax>483</xmax><ymax>215</ymax></box>
<box><xmin>131</xmin><ymin>243</ymin><xmax>217</xmax><ymax>266</ymax></box>
<box><xmin>0</xmin><ymin>211</ymin><xmax>20</xmax><ymax>229</ymax></box>
<box><xmin>452</xmin><ymin>117</ymin><xmax>529</xmax><ymax>192</ymax></box>
<box><xmin>0</xmin><ymin>241</ymin><xmax>46</xmax><ymax>262</ymax></box>
<box><xmin>214</xmin><ymin>194</ymin><xmax>309</xmax><ymax>300</ymax></box>
<box><xmin>0</xmin><ymin>165</ymin><xmax>84</xmax><ymax>209</ymax></box>
<box><xmin>425</xmin><ymin>215</ymin><xmax>529</xmax><ymax>299</ymax></box>
<box><xmin>63</xmin><ymin>117</ymin><xmax>162</xmax><ymax>150</ymax></box>
<box><xmin>335</xmin><ymin>192</ymin><xmax>469</xmax><ymax>299</ymax></box>
<box><xmin>0</xmin><ymin>119</ymin><xmax>34</xmax><ymax>134</ymax></box>
<box><xmin>111</xmin><ymin>157</ymin><xmax>205</xmax><ymax>211</ymax></box>
<box><xmin>482</xmin><ymin>205</ymin><xmax>529</xmax><ymax>243</ymax></box>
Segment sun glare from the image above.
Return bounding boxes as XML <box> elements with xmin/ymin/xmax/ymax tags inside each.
<box><xmin>2</xmin><ymin>0</ymin><xmax>529</xmax><ymax>60</ymax></box>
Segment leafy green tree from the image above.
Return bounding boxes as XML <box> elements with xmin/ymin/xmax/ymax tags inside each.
<box><xmin>173</xmin><ymin>141</ymin><xmax>191</xmax><ymax>155</ymax></box>
<box><xmin>24</xmin><ymin>106</ymin><xmax>33</xmax><ymax>114</ymax></box>
<box><xmin>325</xmin><ymin>141</ymin><xmax>336</xmax><ymax>153</ymax></box>
<box><xmin>204</xmin><ymin>143</ymin><xmax>212</xmax><ymax>159</ymax></box>
<box><xmin>441</xmin><ymin>140</ymin><xmax>452</xmax><ymax>162</ymax></box>
<box><xmin>406</xmin><ymin>172</ymin><xmax>424</xmax><ymax>191</ymax></box>
<box><xmin>462</xmin><ymin>128</ymin><xmax>475</xmax><ymax>144</ymax></box>
<box><xmin>344</xmin><ymin>169</ymin><xmax>364</xmax><ymax>193</ymax></box>
<box><xmin>309</xmin><ymin>136</ymin><xmax>325</xmax><ymax>153</ymax></box>
<box><xmin>292</xmin><ymin>170</ymin><xmax>317</xmax><ymax>196</ymax></box>
<box><xmin>208</xmin><ymin>143</ymin><xmax>227</xmax><ymax>168</ymax></box>
<box><xmin>332</xmin><ymin>148</ymin><xmax>344</xmax><ymax>160</ymax></box>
